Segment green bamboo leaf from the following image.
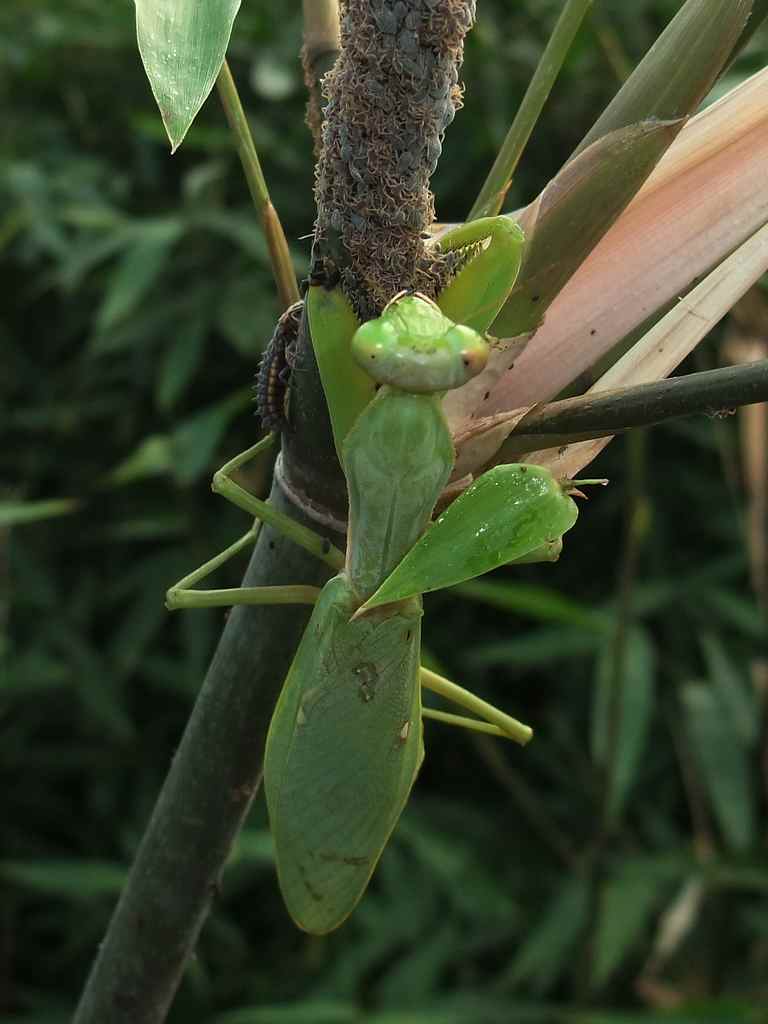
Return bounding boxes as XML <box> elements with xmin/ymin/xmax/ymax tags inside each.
<box><xmin>494</xmin><ymin>121</ymin><xmax>679</xmax><ymax>337</ymax></box>
<box><xmin>503</xmin><ymin>875</ymin><xmax>591</xmax><ymax>991</ymax></box>
<box><xmin>682</xmin><ymin>681</ymin><xmax>755</xmax><ymax>851</ymax></box>
<box><xmin>360</xmin><ymin>465</ymin><xmax>578</xmax><ymax>611</ymax></box>
<box><xmin>135</xmin><ymin>0</ymin><xmax>242</xmax><ymax>151</ymax></box>
<box><xmin>3</xmin><ymin>1015</ymin><xmax>69</xmax><ymax>1024</ymax></box>
<box><xmin>170</xmin><ymin>391</ymin><xmax>251</xmax><ymax>485</ymax></box>
<box><xmin>156</xmin><ymin>318</ymin><xmax>206</xmax><ymax>411</ymax></box>
<box><xmin>592</xmin><ymin>868</ymin><xmax>664</xmax><ymax>988</ymax></box>
<box><xmin>103</xmin><ymin>435</ymin><xmax>174</xmax><ymax>487</ymax></box>
<box><xmin>94</xmin><ymin>220</ymin><xmax>182</xmax><ymax>333</ymax></box>
<box><xmin>470</xmin><ymin>625</ymin><xmax>602</xmax><ymax>668</ymax></box>
<box><xmin>229</xmin><ymin>829</ymin><xmax>275</xmax><ymax>866</ymax></box>
<box><xmin>591</xmin><ymin>627</ymin><xmax>656</xmax><ymax>823</ymax></box>
<box><xmin>494</xmin><ymin>0</ymin><xmax>754</xmax><ymax>338</ymax></box>
<box><xmin>0</xmin><ymin>498</ymin><xmax>79</xmax><ymax>527</ymax></box>
<box><xmin>730</xmin><ymin>1</ymin><xmax>768</xmax><ymax>61</ymax></box>
<box><xmin>213</xmin><ymin>1007</ymin><xmax>356</xmax><ymax>1024</ymax></box>
<box><xmin>455</xmin><ymin>578</ymin><xmax>608</xmax><ymax>631</ymax></box>
<box><xmin>575</xmin><ymin>0</ymin><xmax>752</xmax><ymax>157</ymax></box>
<box><xmin>0</xmin><ymin>860</ymin><xmax>126</xmax><ymax>898</ymax></box>
<box><xmin>700</xmin><ymin>632</ymin><xmax>758</xmax><ymax>746</ymax></box>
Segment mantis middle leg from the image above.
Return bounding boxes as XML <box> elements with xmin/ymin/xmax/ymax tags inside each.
<box><xmin>166</xmin><ymin>433</ymin><xmax>344</xmax><ymax>611</ymax></box>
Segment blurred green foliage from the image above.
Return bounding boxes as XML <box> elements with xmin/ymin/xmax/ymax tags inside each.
<box><xmin>2</xmin><ymin>1</ymin><xmax>767</xmax><ymax>1022</ymax></box>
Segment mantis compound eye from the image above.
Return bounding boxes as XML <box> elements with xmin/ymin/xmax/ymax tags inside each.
<box><xmin>351</xmin><ymin>293</ymin><xmax>489</xmax><ymax>393</ymax></box>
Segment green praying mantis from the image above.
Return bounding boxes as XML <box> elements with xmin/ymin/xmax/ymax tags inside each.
<box><xmin>166</xmin><ymin>216</ymin><xmax>584</xmax><ymax>934</ymax></box>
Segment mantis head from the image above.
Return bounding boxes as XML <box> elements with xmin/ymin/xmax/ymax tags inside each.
<box><xmin>351</xmin><ymin>292</ymin><xmax>489</xmax><ymax>394</ymax></box>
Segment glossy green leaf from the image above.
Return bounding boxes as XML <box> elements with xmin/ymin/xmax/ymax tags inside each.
<box><xmin>136</xmin><ymin>0</ymin><xmax>241</xmax><ymax>151</ymax></box>
<box><xmin>360</xmin><ymin>465</ymin><xmax>578</xmax><ymax>611</ymax></box>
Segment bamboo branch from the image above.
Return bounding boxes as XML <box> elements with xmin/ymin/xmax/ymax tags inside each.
<box><xmin>500</xmin><ymin>360</ymin><xmax>768</xmax><ymax>458</ymax></box>
<box><xmin>73</xmin><ymin>479</ymin><xmax>340</xmax><ymax>1024</ymax></box>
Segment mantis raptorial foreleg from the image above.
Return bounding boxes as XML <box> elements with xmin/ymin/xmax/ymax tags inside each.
<box><xmin>431</xmin><ymin>216</ymin><xmax>525</xmax><ymax>332</ymax></box>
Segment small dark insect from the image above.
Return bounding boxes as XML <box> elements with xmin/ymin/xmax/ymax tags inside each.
<box><xmin>255</xmin><ymin>300</ymin><xmax>303</xmax><ymax>431</ymax></box>
<box><xmin>309</xmin><ymin>252</ymin><xmax>341</xmax><ymax>290</ymax></box>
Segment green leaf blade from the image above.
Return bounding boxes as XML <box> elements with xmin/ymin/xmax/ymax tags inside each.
<box><xmin>682</xmin><ymin>681</ymin><xmax>756</xmax><ymax>851</ymax></box>
<box><xmin>592</xmin><ymin>867</ymin><xmax>664</xmax><ymax>988</ymax></box>
<box><xmin>135</xmin><ymin>0</ymin><xmax>242</xmax><ymax>151</ymax></box>
<box><xmin>0</xmin><ymin>498</ymin><xmax>79</xmax><ymax>527</ymax></box>
<box><xmin>361</xmin><ymin>465</ymin><xmax>578</xmax><ymax>611</ymax></box>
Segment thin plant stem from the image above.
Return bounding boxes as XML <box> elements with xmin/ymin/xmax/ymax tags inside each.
<box><xmin>216</xmin><ymin>60</ymin><xmax>300</xmax><ymax>309</ymax></box>
<box><xmin>468</xmin><ymin>0</ymin><xmax>593</xmax><ymax>220</ymax></box>
<box><xmin>500</xmin><ymin>359</ymin><xmax>768</xmax><ymax>458</ymax></box>
<box><xmin>302</xmin><ymin>0</ymin><xmax>340</xmax><ymax>153</ymax></box>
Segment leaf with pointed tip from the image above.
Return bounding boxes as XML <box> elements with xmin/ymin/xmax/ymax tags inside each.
<box><xmin>0</xmin><ymin>498</ymin><xmax>80</xmax><ymax>527</ymax></box>
<box><xmin>575</xmin><ymin>0</ymin><xmax>752</xmax><ymax>158</ymax></box>
<box><xmin>592</xmin><ymin>867</ymin><xmax>665</xmax><ymax>988</ymax></box>
<box><xmin>591</xmin><ymin>627</ymin><xmax>656</xmax><ymax>825</ymax></box>
<box><xmin>136</xmin><ymin>0</ymin><xmax>241</xmax><ymax>151</ymax></box>
<box><xmin>359</xmin><ymin>465</ymin><xmax>578</xmax><ymax>612</ymax></box>
<box><xmin>682</xmin><ymin>681</ymin><xmax>756</xmax><ymax>851</ymax></box>
<box><xmin>494</xmin><ymin>120</ymin><xmax>680</xmax><ymax>340</ymax></box>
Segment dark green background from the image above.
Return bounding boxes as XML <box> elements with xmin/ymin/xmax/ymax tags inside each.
<box><xmin>2</xmin><ymin>2</ymin><xmax>767</xmax><ymax>1021</ymax></box>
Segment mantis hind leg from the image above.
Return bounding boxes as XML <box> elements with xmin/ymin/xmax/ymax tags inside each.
<box><xmin>166</xmin><ymin>433</ymin><xmax>344</xmax><ymax>611</ymax></box>
<box><xmin>420</xmin><ymin>666</ymin><xmax>532</xmax><ymax>747</ymax></box>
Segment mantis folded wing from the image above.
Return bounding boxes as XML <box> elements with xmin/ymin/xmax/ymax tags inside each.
<box><xmin>167</xmin><ymin>216</ymin><xmax>583</xmax><ymax>933</ymax></box>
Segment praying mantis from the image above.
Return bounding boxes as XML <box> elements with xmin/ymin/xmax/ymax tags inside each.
<box><xmin>166</xmin><ymin>216</ymin><xmax>583</xmax><ymax>934</ymax></box>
